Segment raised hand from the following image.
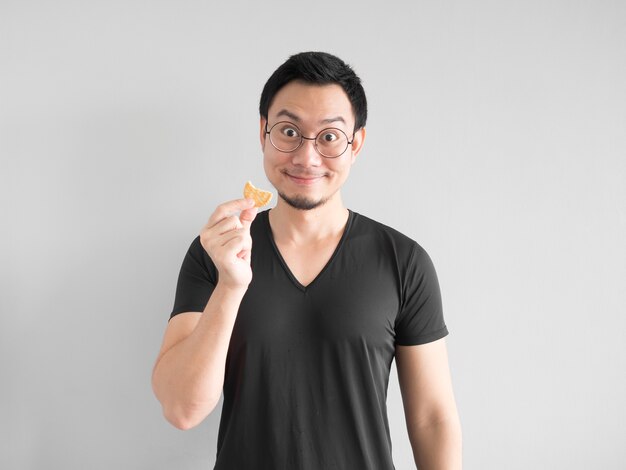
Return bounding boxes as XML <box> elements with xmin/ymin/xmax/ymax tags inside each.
<box><xmin>200</xmin><ymin>198</ymin><xmax>259</xmax><ymax>290</ymax></box>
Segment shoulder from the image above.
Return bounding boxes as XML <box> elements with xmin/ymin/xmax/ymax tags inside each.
<box><xmin>250</xmin><ymin>208</ymin><xmax>269</xmax><ymax>239</ymax></box>
<box><xmin>183</xmin><ymin>235</ymin><xmax>216</xmax><ymax>275</ymax></box>
<box><xmin>187</xmin><ymin>234</ymin><xmax>204</xmax><ymax>255</ymax></box>
<box><xmin>350</xmin><ymin>211</ymin><xmax>428</xmax><ymax>260</ymax></box>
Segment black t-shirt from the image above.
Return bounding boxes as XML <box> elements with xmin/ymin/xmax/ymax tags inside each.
<box><xmin>170</xmin><ymin>209</ymin><xmax>448</xmax><ymax>470</ymax></box>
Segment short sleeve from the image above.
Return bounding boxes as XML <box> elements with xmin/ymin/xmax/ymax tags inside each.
<box><xmin>394</xmin><ymin>243</ymin><xmax>448</xmax><ymax>345</ymax></box>
<box><xmin>170</xmin><ymin>236</ymin><xmax>218</xmax><ymax>320</ymax></box>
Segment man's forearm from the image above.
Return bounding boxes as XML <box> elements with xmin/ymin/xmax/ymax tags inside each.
<box><xmin>151</xmin><ymin>283</ymin><xmax>246</xmax><ymax>429</ymax></box>
<box><xmin>409</xmin><ymin>416</ymin><xmax>462</xmax><ymax>470</ymax></box>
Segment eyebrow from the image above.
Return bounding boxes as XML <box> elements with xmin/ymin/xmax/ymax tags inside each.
<box><xmin>275</xmin><ymin>109</ymin><xmax>346</xmax><ymax>126</ymax></box>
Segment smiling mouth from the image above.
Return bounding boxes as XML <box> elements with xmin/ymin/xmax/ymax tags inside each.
<box><xmin>282</xmin><ymin>170</ymin><xmax>327</xmax><ymax>183</ymax></box>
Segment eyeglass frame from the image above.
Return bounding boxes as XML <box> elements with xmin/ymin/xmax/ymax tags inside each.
<box><xmin>264</xmin><ymin>120</ymin><xmax>355</xmax><ymax>159</ymax></box>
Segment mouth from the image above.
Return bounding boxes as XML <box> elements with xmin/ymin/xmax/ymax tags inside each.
<box><xmin>282</xmin><ymin>170</ymin><xmax>326</xmax><ymax>185</ymax></box>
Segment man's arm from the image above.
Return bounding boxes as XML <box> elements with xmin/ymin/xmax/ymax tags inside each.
<box><xmin>395</xmin><ymin>338</ymin><xmax>462</xmax><ymax>470</ymax></box>
<box><xmin>151</xmin><ymin>284</ymin><xmax>246</xmax><ymax>430</ymax></box>
<box><xmin>151</xmin><ymin>199</ymin><xmax>257</xmax><ymax>430</ymax></box>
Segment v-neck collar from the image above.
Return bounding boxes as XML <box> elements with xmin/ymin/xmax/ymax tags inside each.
<box><xmin>262</xmin><ymin>209</ymin><xmax>355</xmax><ymax>292</ymax></box>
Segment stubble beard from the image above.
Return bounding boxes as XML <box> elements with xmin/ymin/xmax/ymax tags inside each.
<box><xmin>277</xmin><ymin>191</ymin><xmax>330</xmax><ymax>211</ymax></box>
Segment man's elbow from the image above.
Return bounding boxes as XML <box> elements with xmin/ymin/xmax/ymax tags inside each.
<box><xmin>151</xmin><ymin>371</ymin><xmax>221</xmax><ymax>430</ymax></box>
<box><xmin>164</xmin><ymin>409</ymin><xmax>202</xmax><ymax>431</ymax></box>
<box><xmin>161</xmin><ymin>400</ymin><xmax>219</xmax><ymax>430</ymax></box>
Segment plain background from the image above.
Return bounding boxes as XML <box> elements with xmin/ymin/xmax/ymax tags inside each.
<box><xmin>2</xmin><ymin>0</ymin><xmax>625</xmax><ymax>469</ymax></box>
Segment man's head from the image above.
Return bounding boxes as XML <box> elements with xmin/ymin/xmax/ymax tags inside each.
<box><xmin>259</xmin><ymin>52</ymin><xmax>367</xmax><ymax>212</ymax></box>
<box><xmin>259</xmin><ymin>52</ymin><xmax>367</xmax><ymax>133</ymax></box>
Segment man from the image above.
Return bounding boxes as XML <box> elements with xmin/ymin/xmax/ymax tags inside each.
<box><xmin>152</xmin><ymin>52</ymin><xmax>462</xmax><ymax>469</ymax></box>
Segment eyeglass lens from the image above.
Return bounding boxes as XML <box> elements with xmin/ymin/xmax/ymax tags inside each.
<box><xmin>269</xmin><ymin>122</ymin><xmax>349</xmax><ymax>158</ymax></box>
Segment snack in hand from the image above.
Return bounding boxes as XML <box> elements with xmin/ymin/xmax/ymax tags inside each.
<box><xmin>243</xmin><ymin>181</ymin><xmax>273</xmax><ymax>207</ymax></box>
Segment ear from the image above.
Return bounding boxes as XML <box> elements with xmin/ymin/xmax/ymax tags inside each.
<box><xmin>260</xmin><ymin>117</ymin><xmax>267</xmax><ymax>149</ymax></box>
<box><xmin>349</xmin><ymin>127</ymin><xmax>366</xmax><ymax>163</ymax></box>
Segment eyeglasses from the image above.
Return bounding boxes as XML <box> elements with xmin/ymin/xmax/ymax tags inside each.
<box><xmin>265</xmin><ymin>121</ymin><xmax>354</xmax><ymax>158</ymax></box>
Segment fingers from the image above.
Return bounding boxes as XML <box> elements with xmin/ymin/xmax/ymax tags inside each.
<box><xmin>217</xmin><ymin>227</ymin><xmax>251</xmax><ymax>250</ymax></box>
<box><xmin>239</xmin><ymin>206</ymin><xmax>258</xmax><ymax>230</ymax></box>
<box><xmin>205</xmin><ymin>216</ymin><xmax>253</xmax><ymax>250</ymax></box>
<box><xmin>206</xmin><ymin>198</ymin><xmax>255</xmax><ymax>229</ymax></box>
<box><xmin>236</xmin><ymin>249</ymin><xmax>251</xmax><ymax>262</ymax></box>
<box><xmin>212</xmin><ymin>215</ymin><xmax>243</xmax><ymax>235</ymax></box>
<box><xmin>217</xmin><ymin>229</ymin><xmax>253</xmax><ymax>263</ymax></box>
<box><xmin>199</xmin><ymin>197</ymin><xmax>258</xmax><ymax>273</ymax></box>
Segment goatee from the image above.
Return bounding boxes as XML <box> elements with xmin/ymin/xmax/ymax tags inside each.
<box><xmin>278</xmin><ymin>191</ymin><xmax>329</xmax><ymax>211</ymax></box>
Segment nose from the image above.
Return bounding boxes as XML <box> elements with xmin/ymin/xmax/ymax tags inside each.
<box><xmin>292</xmin><ymin>136</ymin><xmax>322</xmax><ymax>167</ymax></box>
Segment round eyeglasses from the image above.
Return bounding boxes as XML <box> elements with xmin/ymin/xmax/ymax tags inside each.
<box><xmin>265</xmin><ymin>121</ymin><xmax>354</xmax><ymax>158</ymax></box>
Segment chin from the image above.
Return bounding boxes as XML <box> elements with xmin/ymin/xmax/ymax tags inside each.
<box><xmin>278</xmin><ymin>191</ymin><xmax>329</xmax><ymax>211</ymax></box>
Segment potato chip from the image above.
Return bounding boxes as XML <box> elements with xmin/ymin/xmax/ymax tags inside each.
<box><xmin>243</xmin><ymin>181</ymin><xmax>273</xmax><ymax>207</ymax></box>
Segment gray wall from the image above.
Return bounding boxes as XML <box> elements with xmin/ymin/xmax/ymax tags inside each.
<box><xmin>2</xmin><ymin>1</ymin><xmax>625</xmax><ymax>469</ymax></box>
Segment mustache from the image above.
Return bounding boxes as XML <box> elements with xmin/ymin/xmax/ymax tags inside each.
<box><xmin>281</xmin><ymin>169</ymin><xmax>328</xmax><ymax>178</ymax></box>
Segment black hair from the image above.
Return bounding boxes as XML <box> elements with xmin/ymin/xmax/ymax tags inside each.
<box><xmin>259</xmin><ymin>51</ymin><xmax>367</xmax><ymax>132</ymax></box>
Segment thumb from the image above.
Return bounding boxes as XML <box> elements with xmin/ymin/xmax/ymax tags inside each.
<box><xmin>239</xmin><ymin>206</ymin><xmax>258</xmax><ymax>230</ymax></box>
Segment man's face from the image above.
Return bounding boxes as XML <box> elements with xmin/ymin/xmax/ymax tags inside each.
<box><xmin>260</xmin><ymin>81</ymin><xmax>365</xmax><ymax>211</ymax></box>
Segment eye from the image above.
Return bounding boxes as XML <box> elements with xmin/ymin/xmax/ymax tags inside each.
<box><xmin>320</xmin><ymin>131</ymin><xmax>339</xmax><ymax>142</ymax></box>
<box><xmin>280</xmin><ymin>126</ymin><xmax>300</xmax><ymax>138</ymax></box>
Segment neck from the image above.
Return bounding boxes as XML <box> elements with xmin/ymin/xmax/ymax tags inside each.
<box><xmin>269</xmin><ymin>193</ymin><xmax>349</xmax><ymax>245</ymax></box>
